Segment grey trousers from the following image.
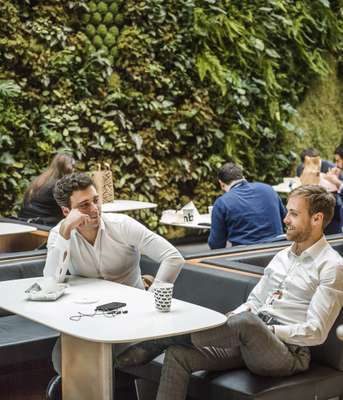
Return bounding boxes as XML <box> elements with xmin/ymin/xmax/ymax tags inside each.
<box><xmin>156</xmin><ymin>312</ymin><xmax>311</xmax><ymax>400</ymax></box>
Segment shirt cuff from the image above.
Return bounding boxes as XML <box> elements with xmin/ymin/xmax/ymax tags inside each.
<box><xmin>274</xmin><ymin>325</ymin><xmax>291</xmax><ymax>342</ymax></box>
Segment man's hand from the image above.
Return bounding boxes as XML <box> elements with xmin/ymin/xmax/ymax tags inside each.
<box><xmin>225</xmin><ymin>305</ymin><xmax>251</xmax><ymax>318</ymax></box>
<box><xmin>59</xmin><ymin>209</ymin><xmax>93</xmax><ymax>240</ymax></box>
<box><xmin>323</xmin><ymin>171</ymin><xmax>342</xmax><ymax>190</ymax></box>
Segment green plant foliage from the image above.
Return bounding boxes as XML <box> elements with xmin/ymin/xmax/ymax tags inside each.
<box><xmin>97</xmin><ymin>24</ymin><xmax>108</xmax><ymax>38</ymax></box>
<box><xmin>0</xmin><ymin>0</ymin><xmax>342</xmax><ymax>238</ymax></box>
<box><xmin>109</xmin><ymin>2</ymin><xmax>118</xmax><ymax>14</ymax></box>
<box><xmin>97</xmin><ymin>2</ymin><xmax>108</xmax><ymax>15</ymax></box>
<box><xmin>103</xmin><ymin>12</ymin><xmax>114</xmax><ymax>26</ymax></box>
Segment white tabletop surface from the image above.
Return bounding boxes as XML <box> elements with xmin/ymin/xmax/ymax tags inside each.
<box><xmin>273</xmin><ymin>175</ymin><xmax>337</xmax><ymax>193</ymax></box>
<box><xmin>0</xmin><ymin>222</ymin><xmax>37</xmax><ymax>236</ymax></box>
<box><xmin>0</xmin><ymin>276</ymin><xmax>226</xmax><ymax>343</ymax></box>
<box><xmin>101</xmin><ymin>200</ymin><xmax>157</xmax><ymax>213</ymax></box>
<box><xmin>161</xmin><ymin>213</ymin><xmax>211</xmax><ymax>230</ymax></box>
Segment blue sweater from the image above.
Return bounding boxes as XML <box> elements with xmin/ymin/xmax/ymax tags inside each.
<box><xmin>208</xmin><ymin>181</ymin><xmax>286</xmax><ymax>248</ymax></box>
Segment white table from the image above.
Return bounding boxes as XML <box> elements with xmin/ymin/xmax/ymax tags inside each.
<box><xmin>101</xmin><ymin>200</ymin><xmax>157</xmax><ymax>213</ymax></box>
<box><xmin>161</xmin><ymin>213</ymin><xmax>211</xmax><ymax>230</ymax></box>
<box><xmin>0</xmin><ymin>276</ymin><xmax>226</xmax><ymax>400</ymax></box>
<box><xmin>273</xmin><ymin>175</ymin><xmax>337</xmax><ymax>193</ymax></box>
<box><xmin>0</xmin><ymin>222</ymin><xmax>37</xmax><ymax>236</ymax></box>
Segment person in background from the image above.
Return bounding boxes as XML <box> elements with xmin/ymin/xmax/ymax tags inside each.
<box><xmin>323</xmin><ymin>145</ymin><xmax>343</xmax><ymax>191</ymax></box>
<box><xmin>208</xmin><ymin>162</ymin><xmax>286</xmax><ymax>248</ymax></box>
<box><xmin>296</xmin><ymin>148</ymin><xmax>334</xmax><ymax>177</ymax></box>
<box><xmin>115</xmin><ymin>185</ymin><xmax>343</xmax><ymax>400</ymax></box>
<box><xmin>19</xmin><ymin>153</ymin><xmax>75</xmax><ymax>226</ymax></box>
<box><xmin>319</xmin><ymin>145</ymin><xmax>343</xmax><ymax>234</ymax></box>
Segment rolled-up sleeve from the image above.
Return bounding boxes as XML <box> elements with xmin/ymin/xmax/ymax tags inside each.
<box><xmin>119</xmin><ymin>216</ymin><xmax>184</xmax><ymax>287</ymax></box>
<box><xmin>275</xmin><ymin>262</ymin><xmax>343</xmax><ymax>346</ymax></box>
<box><xmin>43</xmin><ymin>225</ymin><xmax>71</xmax><ymax>283</ymax></box>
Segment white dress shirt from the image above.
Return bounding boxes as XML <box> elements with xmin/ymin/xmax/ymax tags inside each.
<box><xmin>233</xmin><ymin>236</ymin><xmax>343</xmax><ymax>346</ymax></box>
<box><xmin>43</xmin><ymin>213</ymin><xmax>184</xmax><ymax>290</ymax></box>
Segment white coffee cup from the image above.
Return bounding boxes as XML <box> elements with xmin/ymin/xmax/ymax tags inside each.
<box><xmin>153</xmin><ymin>282</ymin><xmax>174</xmax><ymax>312</ymax></box>
<box><xmin>183</xmin><ymin>208</ymin><xmax>195</xmax><ymax>223</ymax></box>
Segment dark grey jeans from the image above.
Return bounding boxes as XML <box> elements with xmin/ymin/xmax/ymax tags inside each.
<box><xmin>156</xmin><ymin>312</ymin><xmax>311</xmax><ymax>400</ymax></box>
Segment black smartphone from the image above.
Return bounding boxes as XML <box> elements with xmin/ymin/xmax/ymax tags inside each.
<box><xmin>95</xmin><ymin>302</ymin><xmax>126</xmax><ymax>312</ymax></box>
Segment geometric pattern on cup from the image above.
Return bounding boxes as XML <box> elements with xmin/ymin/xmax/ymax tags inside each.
<box><xmin>154</xmin><ymin>287</ymin><xmax>173</xmax><ymax>312</ymax></box>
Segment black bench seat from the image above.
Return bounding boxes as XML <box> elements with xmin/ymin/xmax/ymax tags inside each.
<box><xmin>123</xmin><ymin>356</ymin><xmax>343</xmax><ymax>400</ymax></box>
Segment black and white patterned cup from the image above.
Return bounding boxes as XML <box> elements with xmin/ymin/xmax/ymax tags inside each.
<box><xmin>153</xmin><ymin>283</ymin><xmax>174</xmax><ymax>312</ymax></box>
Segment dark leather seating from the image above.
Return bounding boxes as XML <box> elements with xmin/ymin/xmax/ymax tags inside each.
<box><xmin>0</xmin><ymin>253</ymin><xmax>59</xmax><ymax>367</ymax></box>
<box><xmin>200</xmin><ymin>238</ymin><xmax>343</xmax><ymax>276</ymax></box>
<box><xmin>122</xmin><ymin>259</ymin><xmax>343</xmax><ymax>400</ymax></box>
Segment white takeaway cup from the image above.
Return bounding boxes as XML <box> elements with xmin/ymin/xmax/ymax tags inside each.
<box><xmin>153</xmin><ymin>282</ymin><xmax>174</xmax><ymax>312</ymax></box>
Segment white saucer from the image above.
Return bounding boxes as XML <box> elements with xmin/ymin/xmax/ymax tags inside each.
<box><xmin>72</xmin><ymin>296</ymin><xmax>99</xmax><ymax>304</ymax></box>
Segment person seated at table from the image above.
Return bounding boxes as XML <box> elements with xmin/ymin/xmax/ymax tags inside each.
<box><xmin>296</xmin><ymin>147</ymin><xmax>334</xmax><ymax>177</ymax></box>
<box><xmin>44</xmin><ymin>172</ymin><xmax>184</xmax><ymax>399</ymax></box>
<box><xmin>322</xmin><ymin>144</ymin><xmax>343</xmax><ymax>191</ymax></box>
<box><xmin>19</xmin><ymin>153</ymin><xmax>75</xmax><ymax>226</ymax></box>
<box><xmin>208</xmin><ymin>162</ymin><xmax>285</xmax><ymax>248</ymax></box>
<box><xmin>115</xmin><ymin>185</ymin><xmax>343</xmax><ymax>400</ymax></box>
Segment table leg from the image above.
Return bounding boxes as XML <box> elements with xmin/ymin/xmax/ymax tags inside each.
<box><xmin>61</xmin><ymin>333</ymin><xmax>113</xmax><ymax>400</ymax></box>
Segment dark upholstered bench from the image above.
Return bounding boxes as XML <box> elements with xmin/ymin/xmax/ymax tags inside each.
<box><xmin>200</xmin><ymin>238</ymin><xmax>343</xmax><ymax>275</ymax></box>
<box><xmin>0</xmin><ymin>253</ymin><xmax>59</xmax><ymax>368</ymax></box>
<box><xmin>124</xmin><ymin>260</ymin><xmax>343</xmax><ymax>400</ymax></box>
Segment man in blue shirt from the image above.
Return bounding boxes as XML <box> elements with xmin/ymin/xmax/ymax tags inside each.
<box><xmin>208</xmin><ymin>163</ymin><xmax>286</xmax><ymax>248</ymax></box>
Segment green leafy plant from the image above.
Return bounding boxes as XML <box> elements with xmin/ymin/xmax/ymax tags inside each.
<box><xmin>0</xmin><ymin>0</ymin><xmax>342</xmax><ymax>238</ymax></box>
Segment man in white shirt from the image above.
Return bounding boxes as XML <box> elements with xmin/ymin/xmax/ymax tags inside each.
<box><xmin>44</xmin><ymin>172</ymin><xmax>184</xmax><ymax>288</ymax></box>
<box><xmin>116</xmin><ymin>185</ymin><xmax>343</xmax><ymax>400</ymax></box>
<box><xmin>45</xmin><ymin>172</ymin><xmax>184</xmax><ymax>399</ymax></box>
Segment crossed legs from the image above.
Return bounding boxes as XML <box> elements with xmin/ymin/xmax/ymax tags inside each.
<box><xmin>156</xmin><ymin>312</ymin><xmax>310</xmax><ymax>400</ymax></box>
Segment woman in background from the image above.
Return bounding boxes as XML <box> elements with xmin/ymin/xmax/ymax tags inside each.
<box><xmin>19</xmin><ymin>153</ymin><xmax>75</xmax><ymax>226</ymax></box>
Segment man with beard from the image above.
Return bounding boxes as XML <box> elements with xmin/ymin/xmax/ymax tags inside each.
<box><xmin>43</xmin><ymin>172</ymin><xmax>184</xmax><ymax>399</ymax></box>
<box><xmin>116</xmin><ymin>185</ymin><xmax>343</xmax><ymax>400</ymax></box>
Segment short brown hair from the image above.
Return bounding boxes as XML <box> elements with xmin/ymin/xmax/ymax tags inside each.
<box><xmin>53</xmin><ymin>172</ymin><xmax>94</xmax><ymax>208</ymax></box>
<box><xmin>289</xmin><ymin>185</ymin><xmax>335</xmax><ymax>228</ymax></box>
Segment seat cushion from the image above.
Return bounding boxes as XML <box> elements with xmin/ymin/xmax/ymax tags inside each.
<box><xmin>121</xmin><ymin>355</ymin><xmax>343</xmax><ymax>400</ymax></box>
<box><xmin>0</xmin><ymin>315</ymin><xmax>59</xmax><ymax>367</ymax></box>
<box><xmin>311</xmin><ymin>307</ymin><xmax>343</xmax><ymax>371</ymax></box>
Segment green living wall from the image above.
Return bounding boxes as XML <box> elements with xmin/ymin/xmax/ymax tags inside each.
<box><xmin>0</xmin><ymin>0</ymin><xmax>342</xmax><ymax>233</ymax></box>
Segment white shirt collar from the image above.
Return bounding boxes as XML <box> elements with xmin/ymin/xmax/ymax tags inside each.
<box><xmin>288</xmin><ymin>235</ymin><xmax>328</xmax><ymax>261</ymax></box>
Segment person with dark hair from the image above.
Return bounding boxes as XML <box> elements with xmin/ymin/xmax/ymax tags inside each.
<box><xmin>296</xmin><ymin>148</ymin><xmax>334</xmax><ymax>177</ymax></box>
<box><xmin>322</xmin><ymin>145</ymin><xmax>343</xmax><ymax>191</ymax></box>
<box><xmin>208</xmin><ymin>162</ymin><xmax>285</xmax><ymax>248</ymax></box>
<box><xmin>44</xmin><ymin>172</ymin><xmax>184</xmax><ymax>399</ymax></box>
<box><xmin>19</xmin><ymin>153</ymin><xmax>75</xmax><ymax>226</ymax></box>
<box><xmin>115</xmin><ymin>185</ymin><xmax>343</xmax><ymax>400</ymax></box>
<box><xmin>44</xmin><ymin>171</ymin><xmax>184</xmax><ymax>288</ymax></box>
